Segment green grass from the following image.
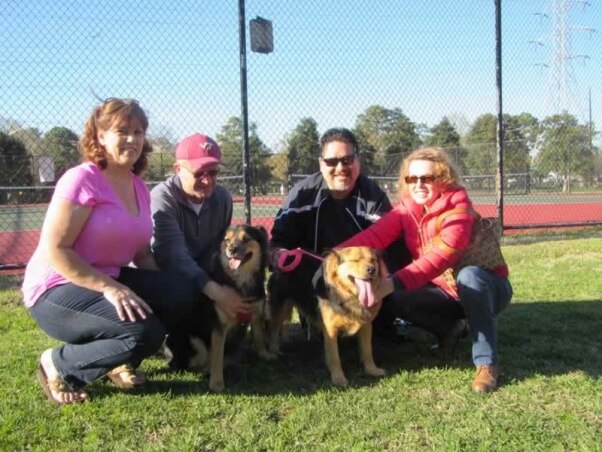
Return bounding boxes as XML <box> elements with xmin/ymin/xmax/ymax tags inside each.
<box><xmin>1</xmin><ymin>233</ymin><xmax>601</xmax><ymax>451</ymax></box>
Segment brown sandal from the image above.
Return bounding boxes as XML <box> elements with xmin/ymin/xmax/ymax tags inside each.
<box><xmin>105</xmin><ymin>365</ymin><xmax>145</xmax><ymax>389</ymax></box>
<box><xmin>37</xmin><ymin>363</ymin><xmax>88</xmax><ymax>406</ymax></box>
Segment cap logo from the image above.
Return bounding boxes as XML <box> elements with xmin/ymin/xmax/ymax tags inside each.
<box><xmin>200</xmin><ymin>141</ymin><xmax>213</xmax><ymax>152</ymax></box>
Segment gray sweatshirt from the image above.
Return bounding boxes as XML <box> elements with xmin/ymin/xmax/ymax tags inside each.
<box><xmin>150</xmin><ymin>175</ymin><xmax>232</xmax><ymax>290</ymax></box>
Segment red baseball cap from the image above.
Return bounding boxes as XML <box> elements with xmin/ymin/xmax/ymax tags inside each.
<box><xmin>175</xmin><ymin>133</ymin><xmax>222</xmax><ymax>171</ymax></box>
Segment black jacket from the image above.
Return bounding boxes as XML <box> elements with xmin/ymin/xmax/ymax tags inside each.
<box><xmin>271</xmin><ymin>172</ymin><xmax>393</xmax><ymax>254</ymax></box>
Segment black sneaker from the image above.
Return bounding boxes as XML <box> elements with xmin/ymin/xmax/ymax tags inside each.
<box><xmin>373</xmin><ymin>317</ymin><xmax>410</xmax><ymax>343</ymax></box>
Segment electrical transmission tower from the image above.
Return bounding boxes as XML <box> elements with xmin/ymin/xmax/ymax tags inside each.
<box><xmin>534</xmin><ymin>0</ymin><xmax>595</xmax><ymax>119</ymax></box>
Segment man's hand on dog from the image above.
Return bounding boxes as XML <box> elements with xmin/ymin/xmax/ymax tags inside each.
<box><xmin>203</xmin><ymin>281</ymin><xmax>251</xmax><ymax>319</ymax></box>
<box><xmin>271</xmin><ymin>248</ymin><xmax>303</xmax><ymax>272</ymax></box>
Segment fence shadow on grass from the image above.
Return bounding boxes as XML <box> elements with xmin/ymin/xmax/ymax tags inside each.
<box><xmin>83</xmin><ymin>299</ymin><xmax>601</xmax><ymax>399</ymax></box>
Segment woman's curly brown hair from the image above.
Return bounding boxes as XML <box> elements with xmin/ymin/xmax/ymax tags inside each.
<box><xmin>79</xmin><ymin>99</ymin><xmax>152</xmax><ymax>175</ymax></box>
<box><xmin>398</xmin><ymin>146</ymin><xmax>462</xmax><ymax>196</ymax></box>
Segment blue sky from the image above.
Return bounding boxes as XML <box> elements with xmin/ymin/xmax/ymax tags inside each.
<box><xmin>1</xmin><ymin>0</ymin><xmax>600</xmax><ymax>148</ymax></box>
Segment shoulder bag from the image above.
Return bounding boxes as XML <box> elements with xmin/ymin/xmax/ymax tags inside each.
<box><xmin>428</xmin><ymin>207</ymin><xmax>507</xmax><ymax>285</ymax></box>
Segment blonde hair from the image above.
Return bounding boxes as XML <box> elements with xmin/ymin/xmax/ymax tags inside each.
<box><xmin>398</xmin><ymin>146</ymin><xmax>461</xmax><ymax>196</ymax></box>
<box><xmin>79</xmin><ymin>98</ymin><xmax>152</xmax><ymax>175</ymax></box>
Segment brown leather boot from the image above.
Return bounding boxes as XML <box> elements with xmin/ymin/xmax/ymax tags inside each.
<box><xmin>472</xmin><ymin>364</ymin><xmax>498</xmax><ymax>393</ymax></box>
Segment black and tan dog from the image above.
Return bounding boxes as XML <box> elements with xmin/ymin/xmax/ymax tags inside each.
<box><xmin>165</xmin><ymin>224</ymin><xmax>273</xmax><ymax>392</ymax></box>
<box><xmin>267</xmin><ymin>246</ymin><xmax>386</xmax><ymax>386</ymax></box>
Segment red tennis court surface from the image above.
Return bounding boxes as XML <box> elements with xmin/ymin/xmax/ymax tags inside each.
<box><xmin>2</xmin><ymin>201</ymin><xmax>601</xmax><ymax>270</ymax></box>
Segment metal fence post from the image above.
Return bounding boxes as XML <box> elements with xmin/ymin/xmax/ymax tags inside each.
<box><xmin>495</xmin><ymin>0</ymin><xmax>504</xmax><ymax>226</ymax></box>
<box><xmin>238</xmin><ymin>0</ymin><xmax>251</xmax><ymax>224</ymax></box>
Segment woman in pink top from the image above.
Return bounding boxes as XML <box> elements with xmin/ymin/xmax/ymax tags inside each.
<box><xmin>23</xmin><ymin>99</ymin><xmax>196</xmax><ymax>405</ymax></box>
<box><xmin>341</xmin><ymin>147</ymin><xmax>512</xmax><ymax>393</ymax></box>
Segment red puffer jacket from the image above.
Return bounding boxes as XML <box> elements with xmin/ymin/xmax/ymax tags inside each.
<box><xmin>340</xmin><ymin>186</ymin><xmax>508</xmax><ymax>299</ymax></box>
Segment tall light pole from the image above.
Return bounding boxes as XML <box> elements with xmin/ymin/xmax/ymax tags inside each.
<box><xmin>237</xmin><ymin>0</ymin><xmax>252</xmax><ymax>224</ymax></box>
<box><xmin>238</xmin><ymin>1</ymin><xmax>273</xmax><ymax>224</ymax></box>
<box><xmin>495</xmin><ymin>0</ymin><xmax>504</xmax><ymax>225</ymax></box>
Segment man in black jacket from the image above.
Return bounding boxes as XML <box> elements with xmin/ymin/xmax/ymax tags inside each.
<box><xmin>270</xmin><ymin>128</ymin><xmax>408</xmax><ymax>306</ymax></box>
<box><xmin>270</xmin><ymin>128</ymin><xmax>396</xmax><ymax>263</ymax></box>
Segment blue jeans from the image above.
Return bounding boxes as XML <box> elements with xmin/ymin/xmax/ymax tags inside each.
<box><xmin>29</xmin><ymin>267</ymin><xmax>197</xmax><ymax>389</ymax></box>
<box><xmin>456</xmin><ymin>266</ymin><xmax>513</xmax><ymax>366</ymax></box>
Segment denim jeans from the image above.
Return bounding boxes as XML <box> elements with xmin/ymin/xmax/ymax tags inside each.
<box><xmin>456</xmin><ymin>266</ymin><xmax>513</xmax><ymax>366</ymax></box>
<box><xmin>29</xmin><ymin>267</ymin><xmax>197</xmax><ymax>389</ymax></box>
<box><xmin>379</xmin><ymin>267</ymin><xmax>512</xmax><ymax>366</ymax></box>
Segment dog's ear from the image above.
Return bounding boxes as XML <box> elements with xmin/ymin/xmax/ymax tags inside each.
<box><xmin>323</xmin><ymin>249</ymin><xmax>341</xmax><ymax>283</ymax></box>
<box><xmin>254</xmin><ymin>225</ymin><xmax>268</xmax><ymax>249</ymax></box>
<box><xmin>252</xmin><ymin>225</ymin><xmax>269</xmax><ymax>263</ymax></box>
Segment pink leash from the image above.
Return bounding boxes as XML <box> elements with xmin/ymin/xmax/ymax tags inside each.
<box><xmin>277</xmin><ymin>247</ymin><xmax>324</xmax><ymax>272</ymax></box>
<box><xmin>297</xmin><ymin>248</ymin><xmax>324</xmax><ymax>262</ymax></box>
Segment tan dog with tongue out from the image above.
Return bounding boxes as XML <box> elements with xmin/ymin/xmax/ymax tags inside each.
<box><xmin>316</xmin><ymin>246</ymin><xmax>386</xmax><ymax>387</ymax></box>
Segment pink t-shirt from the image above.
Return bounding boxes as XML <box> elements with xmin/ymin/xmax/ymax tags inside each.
<box><xmin>22</xmin><ymin>162</ymin><xmax>153</xmax><ymax>307</ymax></box>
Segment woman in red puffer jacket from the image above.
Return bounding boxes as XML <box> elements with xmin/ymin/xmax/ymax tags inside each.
<box><xmin>341</xmin><ymin>147</ymin><xmax>512</xmax><ymax>393</ymax></box>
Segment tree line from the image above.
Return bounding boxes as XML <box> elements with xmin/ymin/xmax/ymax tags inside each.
<box><xmin>1</xmin><ymin>105</ymin><xmax>599</xmax><ymax>194</ymax></box>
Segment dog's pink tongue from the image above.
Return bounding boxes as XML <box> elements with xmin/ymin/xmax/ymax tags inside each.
<box><xmin>229</xmin><ymin>257</ymin><xmax>242</xmax><ymax>270</ymax></box>
<box><xmin>356</xmin><ymin>278</ymin><xmax>376</xmax><ymax>308</ymax></box>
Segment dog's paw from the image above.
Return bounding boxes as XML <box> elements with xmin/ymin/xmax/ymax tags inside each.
<box><xmin>364</xmin><ymin>365</ymin><xmax>386</xmax><ymax>377</ymax></box>
<box><xmin>209</xmin><ymin>378</ymin><xmax>225</xmax><ymax>392</ymax></box>
<box><xmin>330</xmin><ymin>373</ymin><xmax>349</xmax><ymax>387</ymax></box>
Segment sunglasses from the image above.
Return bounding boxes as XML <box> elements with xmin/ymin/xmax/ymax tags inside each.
<box><xmin>182</xmin><ymin>165</ymin><xmax>220</xmax><ymax>179</ymax></box>
<box><xmin>194</xmin><ymin>169</ymin><xmax>220</xmax><ymax>179</ymax></box>
<box><xmin>320</xmin><ymin>154</ymin><xmax>356</xmax><ymax>167</ymax></box>
<box><xmin>405</xmin><ymin>175</ymin><xmax>438</xmax><ymax>184</ymax></box>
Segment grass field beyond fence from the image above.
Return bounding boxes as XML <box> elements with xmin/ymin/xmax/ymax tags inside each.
<box><xmin>0</xmin><ymin>232</ymin><xmax>601</xmax><ymax>450</ymax></box>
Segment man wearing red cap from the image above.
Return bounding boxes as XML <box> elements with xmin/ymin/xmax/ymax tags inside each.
<box><xmin>150</xmin><ymin>133</ymin><xmax>250</xmax><ymax>320</ymax></box>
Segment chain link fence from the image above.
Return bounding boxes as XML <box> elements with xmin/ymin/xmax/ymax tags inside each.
<box><xmin>1</xmin><ymin>0</ymin><xmax>601</xmax><ymax>269</ymax></box>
